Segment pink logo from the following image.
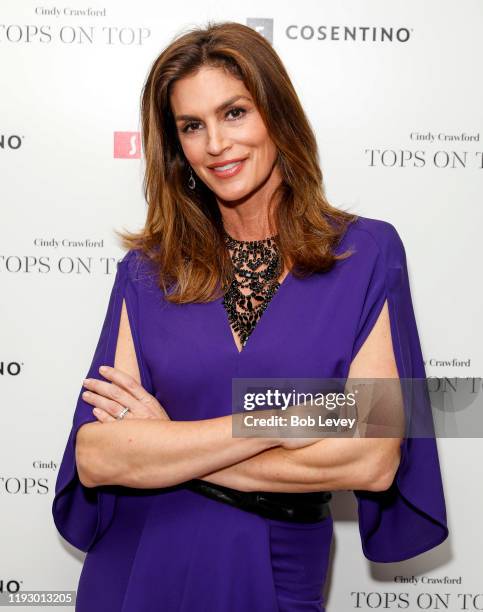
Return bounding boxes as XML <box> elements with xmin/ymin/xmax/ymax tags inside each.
<box><xmin>114</xmin><ymin>132</ymin><xmax>141</xmax><ymax>158</ymax></box>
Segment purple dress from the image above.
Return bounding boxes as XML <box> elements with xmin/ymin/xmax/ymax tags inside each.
<box><xmin>52</xmin><ymin>215</ymin><xmax>448</xmax><ymax>611</ymax></box>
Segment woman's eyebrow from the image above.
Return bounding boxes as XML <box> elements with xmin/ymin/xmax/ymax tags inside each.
<box><xmin>174</xmin><ymin>95</ymin><xmax>252</xmax><ymax>122</ymax></box>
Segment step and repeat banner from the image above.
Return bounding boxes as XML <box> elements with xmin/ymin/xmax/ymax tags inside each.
<box><xmin>1</xmin><ymin>1</ymin><xmax>482</xmax><ymax>610</ymax></box>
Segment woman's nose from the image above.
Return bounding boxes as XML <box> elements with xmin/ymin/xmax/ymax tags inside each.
<box><xmin>206</xmin><ymin>124</ymin><xmax>230</xmax><ymax>155</ymax></box>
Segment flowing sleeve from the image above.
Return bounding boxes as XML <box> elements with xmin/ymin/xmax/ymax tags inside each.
<box><xmin>51</xmin><ymin>249</ymin><xmax>154</xmax><ymax>553</ymax></box>
<box><xmin>351</xmin><ymin>221</ymin><xmax>449</xmax><ymax>562</ymax></box>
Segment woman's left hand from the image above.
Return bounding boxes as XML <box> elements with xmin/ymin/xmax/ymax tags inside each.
<box><xmin>81</xmin><ymin>365</ymin><xmax>170</xmax><ymax>423</ymax></box>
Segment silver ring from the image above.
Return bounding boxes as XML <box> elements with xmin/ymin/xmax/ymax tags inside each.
<box><xmin>116</xmin><ymin>407</ymin><xmax>130</xmax><ymax>420</ymax></box>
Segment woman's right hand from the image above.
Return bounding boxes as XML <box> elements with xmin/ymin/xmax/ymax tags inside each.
<box><xmin>82</xmin><ymin>365</ymin><xmax>171</xmax><ymax>423</ymax></box>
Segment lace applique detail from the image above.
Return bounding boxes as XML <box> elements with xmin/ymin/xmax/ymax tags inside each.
<box><xmin>222</xmin><ymin>229</ymin><xmax>283</xmax><ymax>348</ymax></box>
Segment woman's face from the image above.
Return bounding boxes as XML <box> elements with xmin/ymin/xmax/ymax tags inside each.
<box><xmin>170</xmin><ymin>65</ymin><xmax>279</xmax><ymax>203</ymax></box>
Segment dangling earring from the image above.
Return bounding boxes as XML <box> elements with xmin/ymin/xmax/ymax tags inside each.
<box><xmin>188</xmin><ymin>167</ymin><xmax>196</xmax><ymax>190</ymax></box>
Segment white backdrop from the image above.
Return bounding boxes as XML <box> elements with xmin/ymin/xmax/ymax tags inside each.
<box><xmin>1</xmin><ymin>1</ymin><xmax>482</xmax><ymax>610</ymax></box>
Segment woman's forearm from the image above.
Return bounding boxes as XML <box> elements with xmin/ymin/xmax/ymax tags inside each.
<box><xmin>200</xmin><ymin>437</ymin><xmax>402</xmax><ymax>493</ymax></box>
<box><xmin>76</xmin><ymin>416</ymin><xmax>279</xmax><ymax>489</ymax></box>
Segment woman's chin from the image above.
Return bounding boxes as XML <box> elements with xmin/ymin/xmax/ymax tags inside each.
<box><xmin>211</xmin><ymin>184</ymin><xmax>253</xmax><ymax>203</ymax></box>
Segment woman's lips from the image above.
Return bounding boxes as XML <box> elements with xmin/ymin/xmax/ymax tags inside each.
<box><xmin>208</xmin><ymin>159</ymin><xmax>246</xmax><ymax>178</ymax></box>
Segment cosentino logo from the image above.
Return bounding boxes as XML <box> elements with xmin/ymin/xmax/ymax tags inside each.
<box><xmin>247</xmin><ymin>18</ymin><xmax>411</xmax><ymax>44</ymax></box>
<box><xmin>0</xmin><ymin>579</ymin><xmax>22</xmax><ymax>594</ymax></box>
<box><xmin>0</xmin><ymin>133</ymin><xmax>23</xmax><ymax>150</ymax></box>
<box><xmin>285</xmin><ymin>24</ymin><xmax>411</xmax><ymax>42</ymax></box>
<box><xmin>0</xmin><ymin>361</ymin><xmax>22</xmax><ymax>376</ymax></box>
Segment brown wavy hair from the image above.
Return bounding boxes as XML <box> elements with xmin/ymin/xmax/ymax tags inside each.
<box><xmin>115</xmin><ymin>20</ymin><xmax>358</xmax><ymax>303</ymax></box>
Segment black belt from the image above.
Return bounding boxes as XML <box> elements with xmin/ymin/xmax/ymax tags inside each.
<box><xmin>184</xmin><ymin>479</ymin><xmax>332</xmax><ymax>524</ymax></box>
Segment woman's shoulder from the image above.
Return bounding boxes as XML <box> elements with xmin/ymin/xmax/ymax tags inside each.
<box><xmin>118</xmin><ymin>248</ymin><xmax>159</xmax><ymax>290</ymax></box>
<box><xmin>339</xmin><ymin>214</ymin><xmax>406</xmax><ymax>268</ymax></box>
<box><xmin>342</xmin><ymin>214</ymin><xmax>402</xmax><ymax>249</ymax></box>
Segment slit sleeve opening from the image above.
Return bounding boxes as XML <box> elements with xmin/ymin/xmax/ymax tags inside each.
<box><xmin>351</xmin><ymin>225</ymin><xmax>449</xmax><ymax>562</ymax></box>
<box><xmin>52</xmin><ymin>250</ymin><xmax>152</xmax><ymax>552</ymax></box>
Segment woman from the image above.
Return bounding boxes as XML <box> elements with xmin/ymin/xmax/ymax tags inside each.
<box><xmin>52</xmin><ymin>21</ymin><xmax>448</xmax><ymax>612</ymax></box>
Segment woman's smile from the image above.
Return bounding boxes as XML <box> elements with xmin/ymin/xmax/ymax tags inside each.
<box><xmin>208</xmin><ymin>158</ymin><xmax>247</xmax><ymax>178</ymax></box>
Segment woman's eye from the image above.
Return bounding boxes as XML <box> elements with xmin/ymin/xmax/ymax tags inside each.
<box><xmin>181</xmin><ymin>107</ymin><xmax>247</xmax><ymax>134</ymax></box>
<box><xmin>226</xmin><ymin>107</ymin><xmax>246</xmax><ymax>120</ymax></box>
<box><xmin>182</xmin><ymin>121</ymin><xmax>201</xmax><ymax>134</ymax></box>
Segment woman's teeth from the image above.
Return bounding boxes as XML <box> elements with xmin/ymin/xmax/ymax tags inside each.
<box><xmin>214</xmin><ymin>161</ymin><xmax>241</xmax><ymax>171</ymax></box>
